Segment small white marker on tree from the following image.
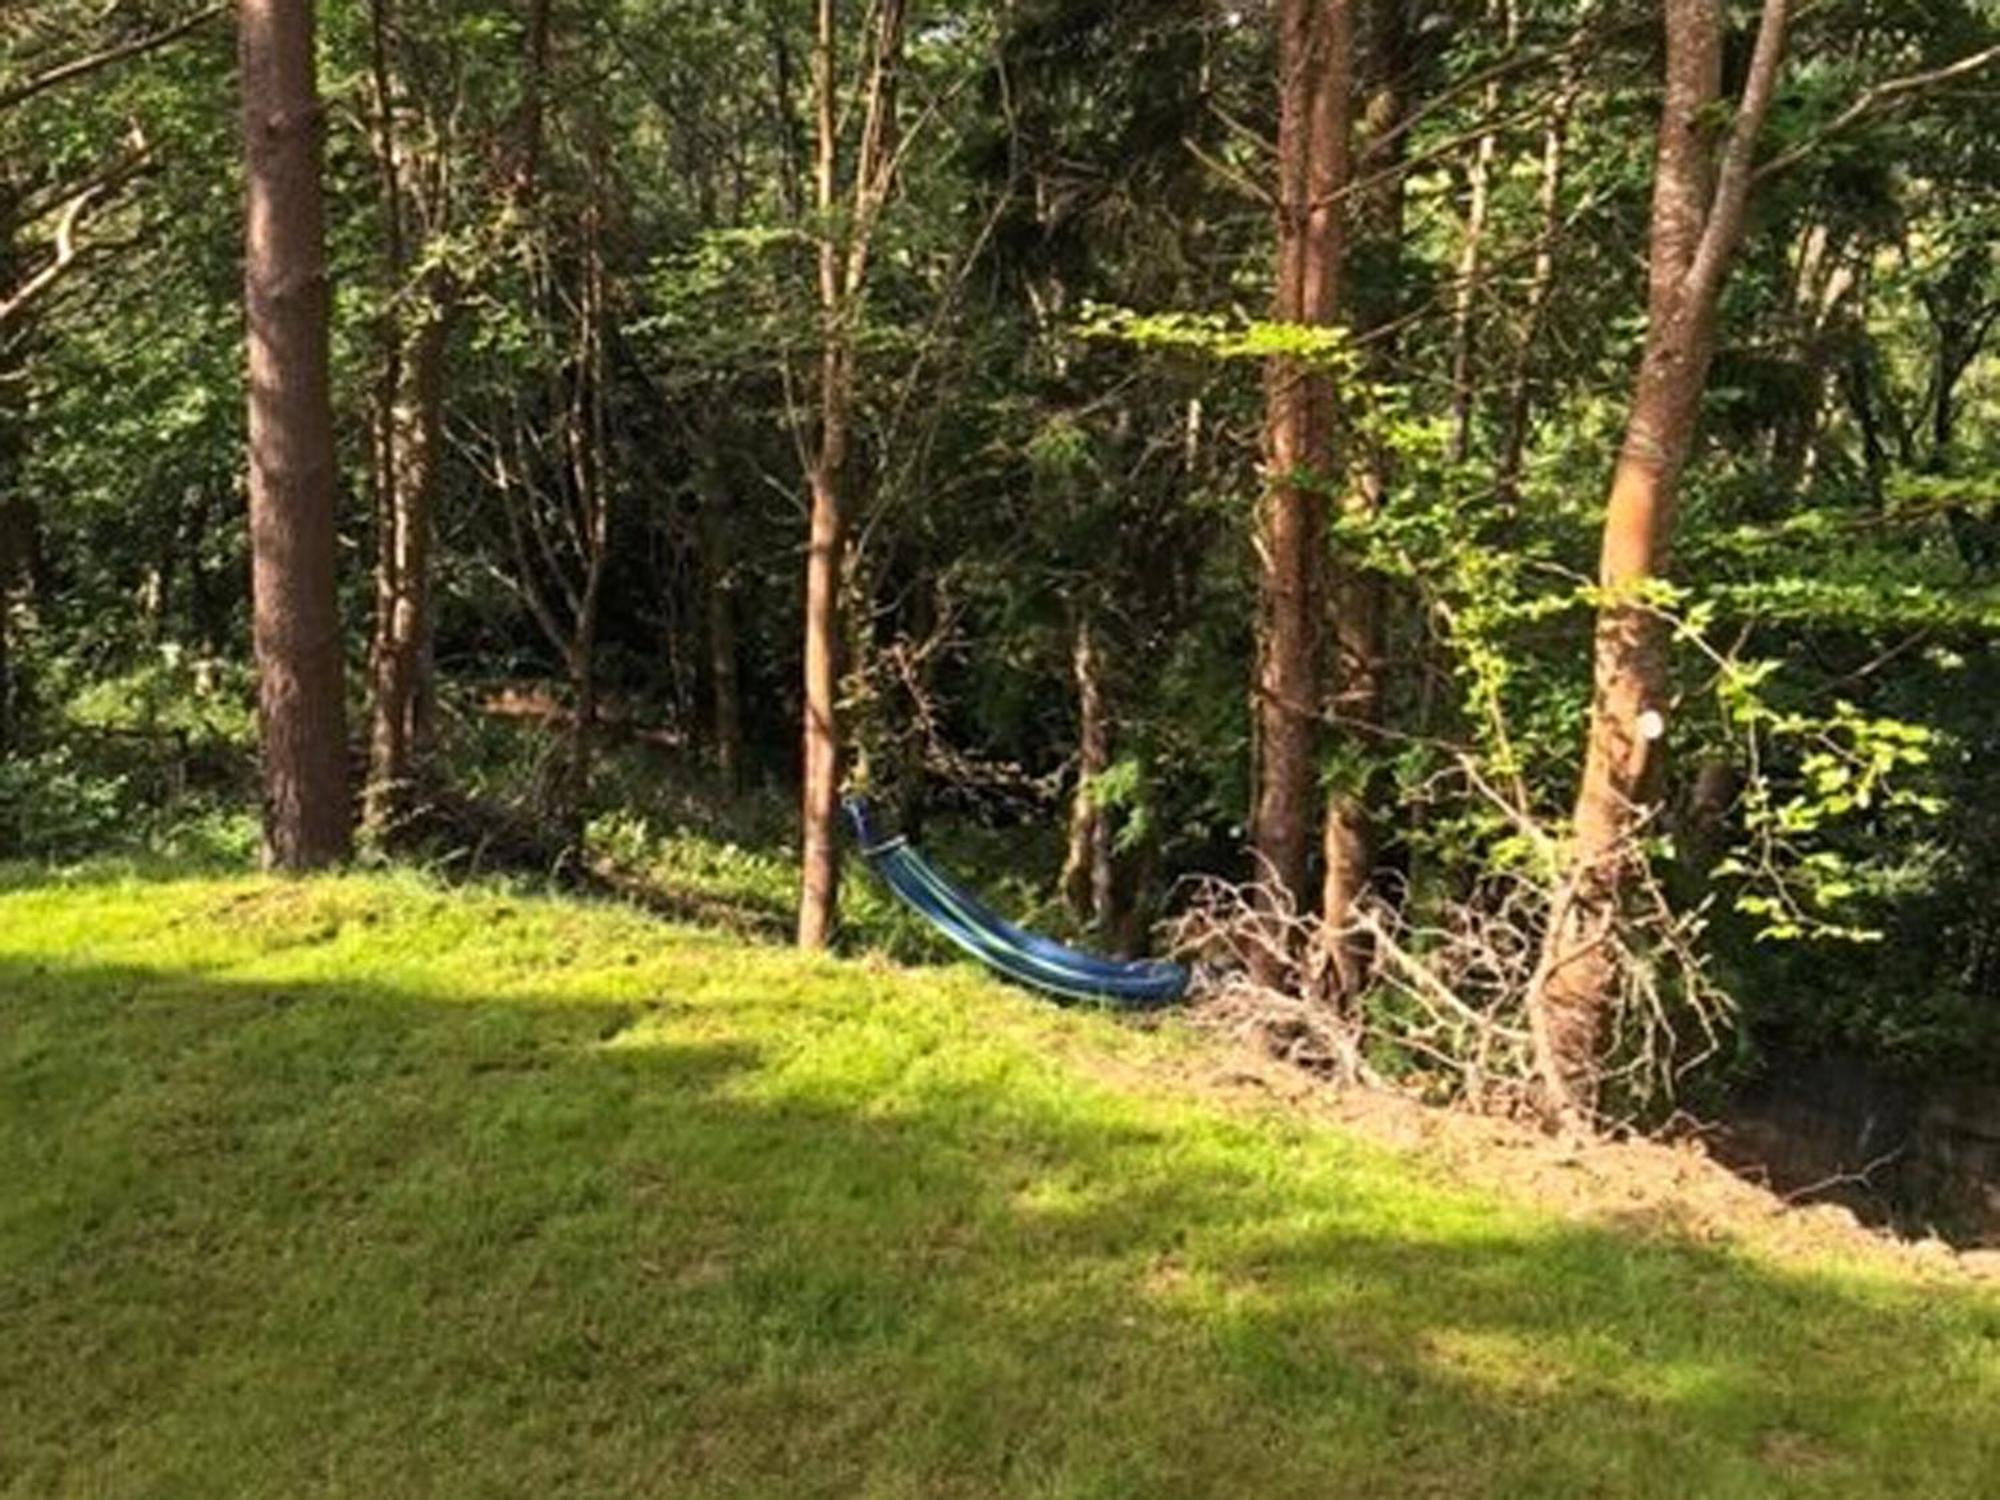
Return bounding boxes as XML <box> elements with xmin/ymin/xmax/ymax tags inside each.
<box><xmin>1637</xmin><ymin>708</ymin><xmax>1667</xmax><ymax>742</ymax></box>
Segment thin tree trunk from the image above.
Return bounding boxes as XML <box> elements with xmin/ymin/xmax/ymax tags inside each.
<box><xmin>798</xmin><ymin>0</ymin><xmax>907</xmax><ymax>949</ymax></box>
<box><xmin>0</xmin><ymin>579</ymin><xmax>9</xmax><ymax>759</ymax></box>
<box><xmin>365</xmin><ymin>278</ymin><xmax>449</xmax><ymax>831</ymax></box>
<box><xmin>1447</xmin><ymin>0</ymin><xmax>1514</xmax><ymax>464</ymax></box>
<box><xmin>362</xmin><ymin>0</ymin><xmax>451</xmax><ymax>835</ymax></box>
<box><xmin>1843</xmin><ymin>335</ymin><xmax>1890</xmax><ymax>506</ymax></box>
<box><xmin>1496</xmin><ymin>64</ymin><xmax>1575</xmax><ymax>509</ymax></box>
<box><xmin>1060</xmin><ymin>612</ymin><xmax>1113</xmax><ymax>933</ymax></box>
<box><xmin>0</xmin><ymin>499</ymin><xmax>21</xmax><ymax>758</ymax></box>
<box><xmin>0</xmin><ymin>192</ymin><xmax>20</xmax><ymax>759</ymax></box>
<box><xmin>0</xmin><ymin>496</ymin><xmax>40</xmax><ymax>763</ymax></box>
<box><xmin>513</xmin><ymin>0</ymin><xmax>552</xmax><ymax>204</ymax></box>
<box><xmin>1112</xmin><ymin>821</ymin><xmax>1160</xmax><ymax>960</ymax></box>
<box><xmin>1531</xmin><ymin>0</ymin><xmax>1789</xmax><ymax>1120</ymax></box>
<box><xmin>798</xmin><ymin>0</ymin><xmax>848</xmax><ymax>949</ymax></box>
<box><xmin>698</xmin><ymin>455</ymin><xmax>744</xmax><ymax>790</ymax></box>
<box><xmin>561</xmin><ymin>173</ymin><xmax>610</xmax><ymax>850</ymax></box>
<box><xmin>239</xmin><ymin>0</ymin><xmax>352</xmax><ymax>870</ymax></box>
<box><xmin>1319</xmin><ymin>0</ymin><xmax>1403</xmax><ymax>1003</ymax></box>
<box><xmin>1251</xmin><ymin>0</ymin><xmax>1352</xmax><ymax>979</ymax></box>
<box><xmin>1773</xmin><ymin>224</ymin><xmax>1856</xmax><ymax>496</ymax></box>
<box><xmin>799</xmin><ymin>399</ymin><xmax>846</xmax><ymax>943</ymax></box>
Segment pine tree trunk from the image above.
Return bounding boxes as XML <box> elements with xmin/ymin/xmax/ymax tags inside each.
<box><xmin>1319</xmin><ymin>0</ymin><xmax>1401</xmax><ymax>1002</ymax></box>
<box><xmin>1251</xmin><ymin>0</ymin><xmax>1351</xmax><ymax>980</ymax></box>
<box><xmin>239</xmin><ymin>0</ymin><xmax>352</xmax><ymax>871</ymax></box>
<box><xmin>1320</xmin><ymin>598</ymin><xmax>1378</xmax><ymax>995</ymax></box>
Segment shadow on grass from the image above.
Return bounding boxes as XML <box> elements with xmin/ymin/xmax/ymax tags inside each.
<box><xmin>2</xmin><ymin>950</ymin><xmax>1996</xmax><ymax>1500</ymax></box>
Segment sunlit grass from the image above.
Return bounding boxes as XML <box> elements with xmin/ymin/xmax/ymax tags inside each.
<box><xmin>2</xmin><ymin>869</ymin><xmax>1995</xmax><ymax>1498</ymax></box>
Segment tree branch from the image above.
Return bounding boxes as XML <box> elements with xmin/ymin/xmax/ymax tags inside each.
<box><xmin>1685</xmin><ymin>0</ymin><xmax>1790</xmax><ymax>306</ymax></box>
<box><xmin>1752</xmin><ymin>39</ymin><xmax>2000</xmax><ymax>185</ymax></box>
<box><xmin>0</xmin><ymin>140</ymin><xmax>155</xmax><ymax>330</ymax></box>
<box><xmin>0</xmin><ymin>5</ymin><xmax>226</xmax><ymax>115</ymax></box>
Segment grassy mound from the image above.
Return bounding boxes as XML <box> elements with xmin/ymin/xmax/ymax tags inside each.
<box><xmin>2</xmin><ymin>870</ymin><xmax>1995</xmax><ymax>1497</ymax></box>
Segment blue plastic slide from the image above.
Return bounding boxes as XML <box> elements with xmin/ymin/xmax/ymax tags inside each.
<box><xmin>844</xmin><ymin>798</ymin><xmax>1189</xmax><ymax>1007</ymax></box>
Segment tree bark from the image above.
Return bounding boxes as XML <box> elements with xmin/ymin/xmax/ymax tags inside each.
<box><xmin>798</xmin><ymin>0</ymin><xmax>849</xmax><ymax>950</ymax></box>
<box><xmin>361</xmin><ymin>0</ymin><xmax>451</xmax><ymax>835</ymax></box>
<box><xmin>1496</xmin><ymin>62</ymin><xmax>1576</xmax><ymax>510</ymax></box>
<box><xmin>1447</xmin><ymin>0</ymin><xmax>1514</xmax><ymax>464</ymax></box>
<box><xmin>797</xmin><ymin>0</ymin><xmax>907</xmax><ymax>949</ymax></box>
<box><xmin>559</xmin><ymin>169</ymin><xmax>610</xmax><ymax>851</ymax></box>
<box><xmin>239</xmin><ymin>0</ymin><xmax>352</xmax><ymax>871</ymax></box>
<box><xmin>698</xmin><ymin>450</ymin><xmax>744</xmax><ymax>790</ymax></box>
<box><xmin>1319</xmin><ymin>0</ymin><xmax>1404</xmax><ymax>1003</ymax></box>
<box><xmin>513</xmin><ymin>0</ymin><xmax>553</xmax><ymax>205</ymax></box>
<box><xmin>0</xmin><ymin>498</ymin><xmax>24</xmax><ymax>758</ymax></box>
<box><xmin>1251</xmin><ymin>0</ymin><xmax>1352</xmax><ymax>978</ymax></box>
<box><xmin>1060</xmin><ymin>612</ymin><xmax>1113</xmax><ymax>935</ymax></box>
<box><xmin>1531</xmin><ymin>0</ymin><xmax>1789</xmax><ymax>1120</ymax></box>
<box><xmin>1771</xmin><ymin>223</ymin><xmax>1856</xmax><ymax>496</ymax></box>
<box><xmin>365</xmin><ymin>276</ymin><xmax>449</xmax><ymax>832</ymax></box>
<box><xmin>0</xmin><ymin>190</ymin><xmax>21</xmax><ymax>758</ymax></box>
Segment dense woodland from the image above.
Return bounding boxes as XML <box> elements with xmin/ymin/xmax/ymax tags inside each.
<box><xmin>3</xmin><ymin>1</ymin><xmax>1998</xmax><ymax>1141</ymax></box>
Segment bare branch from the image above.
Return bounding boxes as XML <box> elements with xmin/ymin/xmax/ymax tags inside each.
<box><xmin>1752</xmin><ymin>39</ymin><xmax>2000</xmax><ymax>185</ymax></box>
<box><xmin>0</xmin><ymin>5</ymin><xmax>226</xmax><ymax>115</ymax></box>
<box><xmin>1686</xmin><ymin>0</ymin><xmax>1790</xmax><ymax>306</ymax></box>
<box><xmin>0</xmin><ymin>138</ymin><xmax>154</xmax><ymax>329</ymax></box>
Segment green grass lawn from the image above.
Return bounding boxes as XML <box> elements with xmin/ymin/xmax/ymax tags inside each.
<box><xmin>2</xmin><ymin>870</ymin><xmax>1995</xmax><ymax>1498</ymax></box>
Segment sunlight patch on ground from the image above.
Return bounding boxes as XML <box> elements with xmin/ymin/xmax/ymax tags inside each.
<box><xmin>2</xmin><ymin>869</ymin><xmax>1996</xmax><ymax>1499</ymax></box>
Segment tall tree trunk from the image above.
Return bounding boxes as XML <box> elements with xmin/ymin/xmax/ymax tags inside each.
<box><xmin>797</xmin><ymin>0</ymin><xmax>848</xmax><ymax>949</ymax></box>
<box><xmin>698</xmin><ymin>451</ymin><xmax>744</xmax><ymax>790</ymax></box>
<box><xmin>1447</xmin><ymin>0</ymin><xmax>1514</xmax><ymax>464</ymax></box>
<box><xmin>1495</xmin><ymin>62</ymin><xmax>1576</xmax><ymax>510</ymax></box>
<box><xmin>0</xmin><ymin>192</ymin><xmax>21</xmax><ymax>759</ymax></box>
<box><xmin>365</xmin><ymin>277</ymin><xmax>449</xmax><ymax>832</ymax></box>
<box><xmin>560</xmin><ymin>171</ymin><xmax>610</xmax><ymax>851</ymax></box>
<box><xmin>1531</xmin><ymin>0</ymin><xmax>1789</xmax><ymax>1120</ymax></box>
<box><xmin>797</xmin><ymin>0</ymin><xmax>907</xmax><ymax>949</ymax></box>
<box><xmin>0</xmin><ymin>500</ymin><xmax>21</xmax><ymax>758</ymax></box>
<box><xmin>1319</xmin><ymin>0</ymin><xmax>1402</xmax><ymax>1002</ymax></box>
<box><xmin>361</xmin><ymin>0</ymin><xmax>451</xmax><ymax>835</ymax></box>
<box><xmin>1251</xmin><ymin>0</ymin><xmax>1352</xmax><ymax>979</ymax></box>
<box><xmin>799</xmin><ymin>438</ymin><xmax>844</xmax><ymax>944</ymax></box>
<box><xmin>513</xmin><ymin>0</ymin><xmax>552</xmax><ymax>204</ymax></box>
<box><xmin>1060</xmin><ymin>612</ymin><xmax>1113</xmax><ymax>934</ymax></box>
<box><xmin>1772</xmin><ymin>223</ymin><xmax>1856</xmax><ymax>496</ymax></box>
<box><xmin>239</xmin><ymin>0</ymin><xmax>352</xmax><ymax>871</ymax></box>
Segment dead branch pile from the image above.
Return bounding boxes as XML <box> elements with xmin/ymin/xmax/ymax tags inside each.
<box><xmin>1166</xmin><ymin>862</ymin><xmax>1734</xmax><ymax>1128</ymax></box>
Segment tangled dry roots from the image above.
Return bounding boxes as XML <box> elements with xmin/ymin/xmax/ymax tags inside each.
<box><xmin>1165</xmin><ymin>866</ymin><xmax>1733</xmax><ymax>1128</ymax></box>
